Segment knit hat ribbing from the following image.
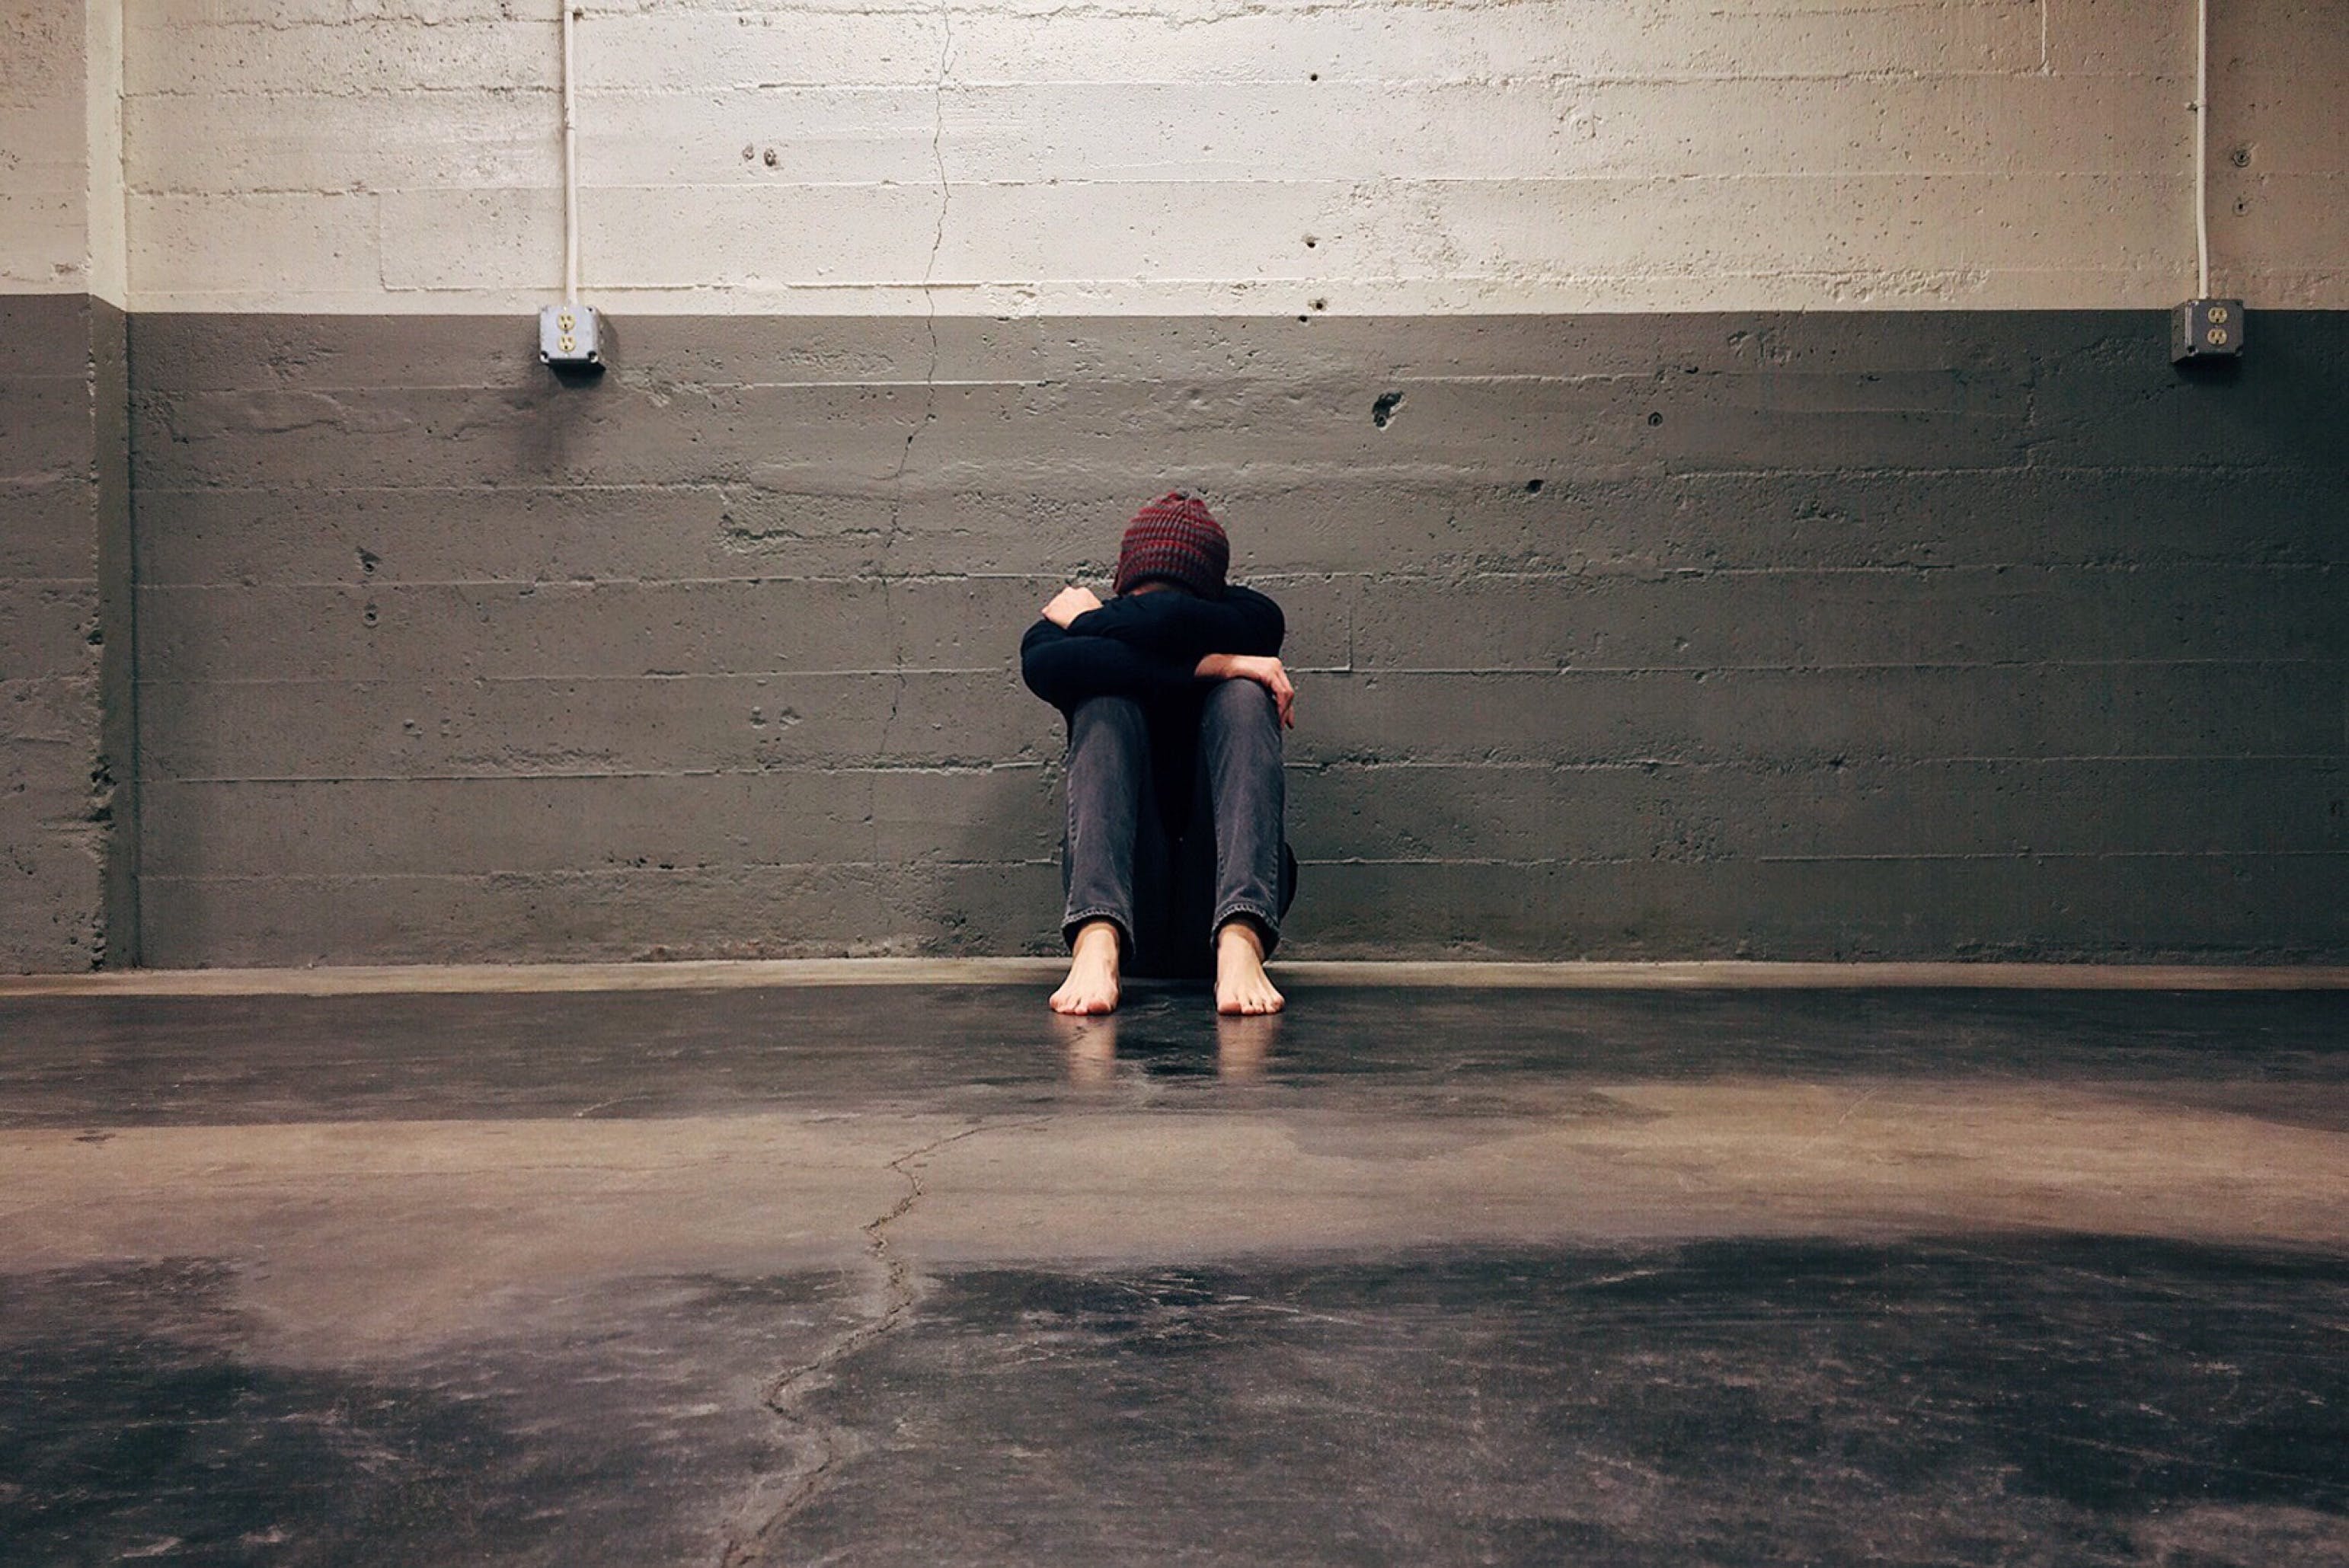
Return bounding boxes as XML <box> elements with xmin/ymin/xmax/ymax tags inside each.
<box><xmin>1113</xmin><ymin>491</ymin><xmax>1229</xmax><ymax>598</ymax></box>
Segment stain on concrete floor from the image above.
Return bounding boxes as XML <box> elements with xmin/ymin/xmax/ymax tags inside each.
<box><xmin>0</xmin><ymin>1262</ymin><xmax>880</xmax><ymax>1568</ymax></box>
<box><xmin>781</xmin><ymin>1241</ymin><xmax>2349</xmax><ymax>1567</ymax></box>
<box><xmin>0</xmin><ymin>984</ymin><xmax>2343</xmax><ymax>1564</ymax></box>
<box><xmin>5</xmin><ymin>1243</ymin><xmax>2344</xmax><ymax>1567</ymax></box>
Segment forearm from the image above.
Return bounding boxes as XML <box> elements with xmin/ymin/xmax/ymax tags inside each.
<box><xmin>1068</xmin><ymin>586</ymin><xmax>1284</xmax><ymax>662</ymax></box>
<box><xmin>1022</xmin><ymin>621</ymin><xmax>1203</xmax><ymax>710</ymax></box>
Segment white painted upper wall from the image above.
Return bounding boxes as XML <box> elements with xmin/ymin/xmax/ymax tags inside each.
<box><xmin>84</xmin><ymin>0</ymin><xmax>124</xmax><ymax>302</ymax></box>
<box><xmin>88</xmin><ymin>0</ymin><xmax>2349</xmax><ymax>311</ymax></box>
<box><xmin>0</xmin><ymin>0</ymin><xmax>124</xmax><ymax>300</ymax></box>
<box><xmin>2</xmin><ymin>0</ymin><xmax>91</xmax><ymax>290</ymax></box>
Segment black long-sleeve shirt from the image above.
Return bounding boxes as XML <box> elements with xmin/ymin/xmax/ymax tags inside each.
<box><xmin>1019</xmin><ymin>585</ymin><xmax>1285</xmax><ymax>714</ymax></box>
<box><xmin>1021</xmin><ymin>584</ymin><xmax>1286</xmax><ymax>832</ymax></box>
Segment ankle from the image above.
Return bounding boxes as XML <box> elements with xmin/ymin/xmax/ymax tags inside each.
<box><xmin>1216</xmin><ymin>920</ymin><xmax>1267</xmax><ymax>962</ymax></box>
<box><xmin>1072</xmin><ymin>920</ymin><xmax>1122</xmax><ymax>964</ymax></box>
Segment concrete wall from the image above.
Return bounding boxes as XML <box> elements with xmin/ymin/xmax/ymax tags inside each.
<box><xmin>129</xmin><ymin>310</ymin><xmax>2347</xmax><ymax>965</ymax></box>
<box><xmin>120</xmin><ymin>0</ymin><xmax>2349</xmax><ymax>314</ymax></box>
<box><xmin>2</xmin><ymin>2</ymin><xmax>132</xmax><ymax>971</ymax></box>
<box><xmin>2</xmin><ymin>0</ymin><xmax>91</xmax><ymax>292</ymax></box>
<box><xmin>5</xmin><ymin>0</ymin><xmax>2347</xmax><ymax>966</ymax></box>
<box><xmin>0</xmin><ymin>300</ymin><xmax>108</xmax><ymax>968</ymax></box>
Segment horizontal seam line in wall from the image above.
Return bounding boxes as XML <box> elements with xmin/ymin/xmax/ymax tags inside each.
<box><xmin>117</xmin><ymin>270</ymin><xmax>2236</xmax><ymax>307</ymax></box>
<box><xmin>110</xmin><ymin>570</ymin><xmax>2346</xmax><ymax>586</ymax></box>
<box><xmin>133</xmin><ymin>851</ymin><xmax>2349</xmax><ymax>883</ymax></box>
<box><xmin>124</xmin><ymin>469</ymin><xmax>2346</xmax><ymax>488</ymax></box>
<box><xmin>133</xmin><ymin>669</ymin><xmax>1014</xmax><ymax>685</ymax></box>
<box><xmin>117</xmin><ymin>72</ymin><xmax>2142</xmax><ymax>97</ymax></box>
<box><xmin>147</xmin><ymin>766</ymin><xmax>1050</xmax><ymax>784</ymax></box>
<box><xmin>138</xmin><ymin>758</ymin><xmax>2343</xmax><ymax>785</ymax></box>
<box><xmin>1293</xmin><ymin>755</ymin><xmax>2346</xmax><ymax>768</ymax></box>
<box><xmin>133</xmin><ymin>866</ymin><xmax>1062</xmax><ymax>883</ymax></box>
<box><xmin>1314</xmin><ymin>852</ymin><xmax>2349</xmax><ymax>865</ymax></box>
<box><xmin>229</xmin><ymin>259</ymin><xmax>2248</xmax><ymax>276</ymax></box>
<box><xmin>132</xmin><ymin>659</ymin><xmax>2344</xmax><ymax>686</ymax></box>
<box><xmin>122</xmin><ymin>168</ymin><xmax>2218</xmax><ymax>196</ymax></box>
<box><xmin>137</xmin><ymin>378</ymin><xmax>1050</xmax><ymax>391</ymax></box>
<box><xmin>1750</xmin><ymin>851</ymin><xmax>2349</xmax><ymax>864</ymax></box>
<box><xmin>135</xmin><ymin>573</ymin><xmax>1325</xmax><ymax>589</ymax></box>
<box><xmin>132</xmin><ymin>565</ymin><xmax>2344</xmax><ymax>589</ymax></box>
<box><xmin>1292</xmin><ymin>661</ymin><xmax>2346</xmax><ymax>673</ymax></box>
<box><xmin>126</xmin><ymin>470</ymin><xmax>2322</xmax><ymax>491</ymax></box>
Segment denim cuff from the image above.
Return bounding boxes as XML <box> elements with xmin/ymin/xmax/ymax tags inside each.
<box><xmin>1062</xmin><ymin>909</ymin><xmax>1133</xmax><ymax>954</ymax></box>
<box><xmin>1211</xmin><ymin>902</ymin><xmax>1282</xmax><ymax>956</ymax></box>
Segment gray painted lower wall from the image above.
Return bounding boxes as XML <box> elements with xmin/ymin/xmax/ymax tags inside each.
<box><xmin>75</xmin><ymin>309</ymin><xmax>2349</xmax><ymax>965</ymax></box>
<box><xmin>0</xmin><ymin>295</ymin><xmax>129</xmax><ymax>972</ymax></box>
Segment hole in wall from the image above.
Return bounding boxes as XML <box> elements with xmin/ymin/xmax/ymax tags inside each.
<box><xmin>1371</xmin><ymin>391</ymin><xmax>1404</xmax><ymax>428</ymax></box>
<box><xmin>1647</xmin><ymin>411</ymin><xmax>1664</xmax><ymax>426</ymax></box>
<box><xmin>1524</xmin><ymin>478</ymin><xmax>1544</xmax><ymax>493</ymax></box>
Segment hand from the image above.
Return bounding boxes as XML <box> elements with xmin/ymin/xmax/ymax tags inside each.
<box><xmin>1198</xmin><ymin>653</ymin><xmax>1296</xmax><ymax>728</ymax></box>
<box><xmin>1043</xmin><ymin>584</ymin><xmax>1104</xmax><ymax>628</ymax></box>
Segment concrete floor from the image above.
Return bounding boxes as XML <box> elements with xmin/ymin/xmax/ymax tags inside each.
<box><xmin>2</xmin><ymin>976</ymin><xmax>2345</xmax><ymax>1565</ymax></box>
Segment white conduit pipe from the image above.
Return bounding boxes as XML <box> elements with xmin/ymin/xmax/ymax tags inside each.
<box><xmin>2194</xmin><ymin>0</ymin><xmax>2211</xmax><ymax>297</ymax></box>
<box><xmin>563</xmin><ymin>3</ymin><xmax>581</xmax><ymax>304</ymax></box>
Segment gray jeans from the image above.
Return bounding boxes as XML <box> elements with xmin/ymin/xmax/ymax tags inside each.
<box><xmin>1059</xmin><ymin>682</ymin><xmax>1296</xmax><ymax>977</ymax></box>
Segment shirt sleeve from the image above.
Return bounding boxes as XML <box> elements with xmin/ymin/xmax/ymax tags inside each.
<box><xmin>1063</xmin><ymin>585</ymin><xmax>1286</xmax><ymax>660</ymax></box>
<box><xmin>1020</xmin><ymin>618</ymin><xmax>1206</xmax><ymax>712</ymax></box>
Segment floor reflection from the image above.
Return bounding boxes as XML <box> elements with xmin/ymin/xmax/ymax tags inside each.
<box><xmin>1214</xmin><ymin>1013</ymin><xmax>1281</xmax><ymax>1081</ymax></box>
<box><xmin>1050</xmin><ymin>1009</ymin><xmax>1286</xmax><ymax>1085</ymax></box>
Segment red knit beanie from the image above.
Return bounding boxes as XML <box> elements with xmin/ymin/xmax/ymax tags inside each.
<box><xmin>1113</xmin><ymin>491</ymin><xmax>1229</xmax><ymax>598</ymax></box>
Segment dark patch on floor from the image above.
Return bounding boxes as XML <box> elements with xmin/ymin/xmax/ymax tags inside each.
<box><xmin>1</xmin><ymin>985</ymin><xmax>2343</xmax><ymax>1129</ymax></box>
<box><xmin>3</xmin><ymin>1241</ymin><xmax>2344</xmax><ymax>1563</ymax></box>
<box><xmin>0</xmin><ymin>1261</ymin><xmax>859</xmax><ymax>1568</ymax></box>
<box><xmin>782</xmin><ymin>1237</ymin><xmax>2349</xmax><ymax>1566</ymax></box>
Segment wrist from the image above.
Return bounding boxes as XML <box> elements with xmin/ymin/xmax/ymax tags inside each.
<box><xmin>1194</xmin><ymin>653</ymin><xmax>1231</xmax><ymax>679</ymax></box>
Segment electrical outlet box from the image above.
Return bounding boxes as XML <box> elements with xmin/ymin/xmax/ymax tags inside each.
<box><xmin>539</xmin><ymin>304</ymin><xmax>602</xmax><ymax>368</ymax></box>
<box><xmin>2172</xmin><ymin>299</ymin><xmax>2244</xmax><ymax>363</ymax></box>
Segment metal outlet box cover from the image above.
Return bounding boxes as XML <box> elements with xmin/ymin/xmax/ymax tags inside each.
<box><xmin>2172</xmin><ymin>299</ymin><xmax>2245</xmax><ymax>362</ymax></box>
<box><xmin>540</xmin><ymin>304</ymin><xmax>602</xmax><ymax>366</ymax></box>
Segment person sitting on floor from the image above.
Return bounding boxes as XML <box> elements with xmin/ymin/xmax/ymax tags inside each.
<box><xmin>1020</xmin><ymin>492</ymin><xmax>1297</xmax><ymax>1017</ymax></box>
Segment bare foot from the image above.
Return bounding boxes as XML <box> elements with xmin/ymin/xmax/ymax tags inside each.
<box><xmin>1214</xmin><ymin>921</ymin><xmax>1286</xmax><ymax>1016</ymax></box>
<box><xmin>1050</xmin><ymin>921</ymin><xmax>1122</xmax><ymax>1014</ymax></box>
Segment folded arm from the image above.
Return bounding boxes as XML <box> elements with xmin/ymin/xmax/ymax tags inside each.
<box><xmin>1066</xmin><ymin>585</ymin><xmax>1285</xmax><ymax>662</ymax></box>
<box><xmin>1021</xmin><ymin>619</ymin><xmax>1204</xmax><ymax>711</ymax></box>
<box><xmin>1021</xmin><ymin>584</ymin><xmax>1292</xmax><ymax>720</ymax></box>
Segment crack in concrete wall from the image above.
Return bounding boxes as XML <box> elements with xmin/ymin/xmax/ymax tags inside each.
<box><xmin>871</xmin><ymin>0</ymin><xmax>957</xmax><ymax>790</ymax></box>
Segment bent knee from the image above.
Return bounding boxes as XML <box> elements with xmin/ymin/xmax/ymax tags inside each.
<box><xmin>1069</xmin><ymin>695</ymin><xmax>1150</xmax><ymax>753</ymax></box>
<box><xmin>1202</xmin><ymin>678</ymin><xmax>1280</xmax><ymax>727</ymax></box>
<box><xmin>1071</xmin><ymin>695</ymin><xmax>1148</xmax><ymax>733</ymax></box>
